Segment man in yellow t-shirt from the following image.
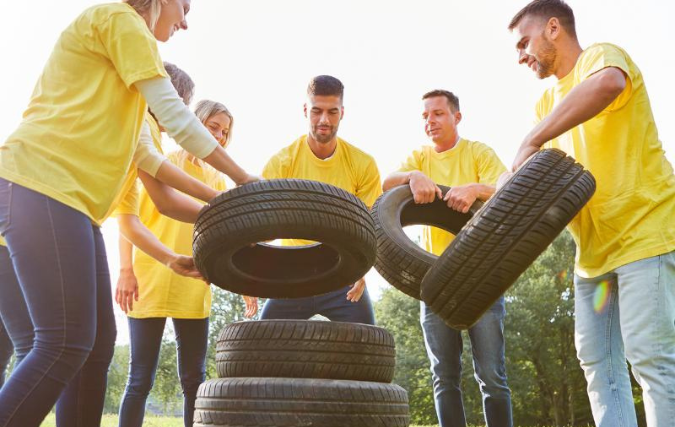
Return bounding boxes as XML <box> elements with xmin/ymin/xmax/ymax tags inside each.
<box><xmin>508</xmin><ymin>1</ymin><xmax>675</xmax><ymax>426</ymax></box>
<box><xmin>260</xmin><ymin>75</ymin><xmax>382</xmax><ymax>324</ymax></box>
<box><xmin>383</xmin><ymin>90</ymin><xmax>512</xmax><ymax>427</ymax></box>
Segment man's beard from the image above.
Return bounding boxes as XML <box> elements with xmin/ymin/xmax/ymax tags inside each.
<box><xmin>311</xmin><ymin>126</ymin><xmax>338</xmax><ymax>144</ymax></box>
<box><xmin>536</xmin><ymin>37</ymin><xmax>557</xmax><ymax>79</ymax></box>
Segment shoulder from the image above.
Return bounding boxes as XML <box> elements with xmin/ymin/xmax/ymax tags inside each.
<box><xmin>338</xmin><ymin>138</ymin><xmax>377</xmax><ymax>166</ymax></box>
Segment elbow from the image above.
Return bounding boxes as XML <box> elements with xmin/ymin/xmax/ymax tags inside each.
<box><xmin>600</xmin><ymin>69</ymin><xmax>627</xmax><ymax>99</ymax></box>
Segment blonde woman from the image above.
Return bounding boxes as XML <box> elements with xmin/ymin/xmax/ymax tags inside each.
<box><xmin>0</xmin><ymin>1</ymin><xmax>255</xmax><ymax>425</ymax></box>
<box><xmin>116</xmin><ymin>101</ymin><xmax>255</xmax><ymax>427</ymax></box>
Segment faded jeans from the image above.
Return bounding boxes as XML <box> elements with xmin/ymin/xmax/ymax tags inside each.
<box><xmin>575</xmin><ymin>251</ymin><xmax>675</xmax><ymax>427</ymax></box>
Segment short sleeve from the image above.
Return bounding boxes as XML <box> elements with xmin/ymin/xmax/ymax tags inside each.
<box><xmin>397</xmin><ymin>150</ymin><xmax>423</xmax><ymax>173</ymax></box>
<box><xmin>475</xmin><ymin>144</ymin><xmax>507</xmax><ymax>185</ymax></box>
<box><xmin>355</xmin><ymin>158</ymin><xmax>383</xmax><ymax>209</ymax></box>
<box><xmin>98</xmin><ymin>11</ymin><xmax>167</xmax><ymax>89</ymax></box>
<box><xmin>262</xmin><ymin>153</ymin><xmax>288</xmax><ymax>180</ymax></box>
<box><xmin>577</xmin><ymin>44</ymin><xmax>633</xmax><ymax>111</ymax></box>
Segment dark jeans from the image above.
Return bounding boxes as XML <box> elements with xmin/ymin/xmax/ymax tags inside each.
<box><xmin>0</xmin><ymin>318</ymin><xmax>12</xmax><ymax>388</ymax></box>
<box><xmin>119</xmin><ymin>317</ymin><xmax>209</xmax><ymax>427</ymax></box>
<box><xmin>421</xmin><ymin>297</ymin><xmax>513</xmax><ymax>427</ymax></box>
<box><xmin>0</xmin><ymin>179</ymin><xmax>116</xmax><ymax>427</ymax></box>
<box><xmin>260</xmin><ymin>285</ymin><xmax>375</xmax><ymax>324</ymax></box>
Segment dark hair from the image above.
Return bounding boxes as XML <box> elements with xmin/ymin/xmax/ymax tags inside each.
<box><xmin>163</xmin><ymin>62</ymin><xmax>195</xmax><ymax>105</ymax></box>
<box><xmin>307</xmin><ymin>75</ymin><xmax>344</xmax><ymax>101</ymax></box>
<box><xmin>422</xmin><ymin>90</ymin><xmax>460</xmax><ymax>112</ymax></box>
<box><xmin>508</xmin><ymin>0</ymin><xmax>577</xmax><ymax>38</ymax></box>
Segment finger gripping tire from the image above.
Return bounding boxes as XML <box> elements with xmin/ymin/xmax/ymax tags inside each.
<box><xmin>216</xmin><ymin>320</ymin><xmax>396</xmax><ymax>382</ymax></box>
<box><xmin>421</xmin><ymin>149</ymin><xmax>596</xmax><ymax>329</ymax></box>
<box><xmin>371</xmin><ymin>185</ymin><xmax>482</xmax><ymax>299</ymax></box>
<box><xmin>193</xmin><ymin>179</ymin><xmax>376</xmax><ymax>298</ymax></box>
<box><xmin>194</xmin><ymin>378</ymin><xmax>410</xmax><ymax>427</ymax></box>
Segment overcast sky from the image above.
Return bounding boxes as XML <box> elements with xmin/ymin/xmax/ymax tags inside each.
<box><xmin>2</xmin><ymin>1</ymin><xmax>673</xmax><ymax>343</ymax></box>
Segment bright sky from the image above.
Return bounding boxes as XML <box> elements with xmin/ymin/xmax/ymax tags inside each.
<box><xmin>1</xmin><ymin>1</ymin><xmax>674</xmax><ymax>344</ymax></box>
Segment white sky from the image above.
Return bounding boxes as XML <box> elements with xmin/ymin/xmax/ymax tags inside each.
<box><xmin>1</xmin><ymin>1</ymin><xmax>674</xmax><ymax>343</ymax></box>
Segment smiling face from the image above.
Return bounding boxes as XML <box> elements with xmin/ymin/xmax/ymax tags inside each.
<box><xmin>304</xmin><ymin>95</ymin><xmax>343</xmax><ymax>145</ymax></box>
<box><xmin>153</xmin><ymin>0</ymin><xmax>191</xmax><ymax>42</ymax></box>
<box><xmin>204</xmin><ymin>112</ymin><xmax>232</xmax><ymax>147</ymax></box>
<box><xmin>422</xmin><ymin>96</ymin><xmax>461</xmax><ymax>146</ymax></box>
<box><xmin>512</xmin><ymin>15</ymin><xmax>559</xmax><ymax>79</ymax></box>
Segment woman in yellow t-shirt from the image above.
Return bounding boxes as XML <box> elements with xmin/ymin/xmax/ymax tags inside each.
<box><xmin>116</xmin><ymin>100</ymin><xmax>254</xmax><ymax>427</ymax></box>
<box><xmin>0</xmin><ymin>1</ymin><xmax>256</xmax><ymax>426</ymax></box>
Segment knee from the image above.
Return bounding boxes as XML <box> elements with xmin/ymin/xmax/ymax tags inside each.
<box><xmin>126</xmin><ymin>366</ymin><xmax>157</xmax><ymax>397</ymax></box>
<box><xmin>179</xmin><ymin>365</ymin><xmax>206</xmax><ymax>393</ymax></box>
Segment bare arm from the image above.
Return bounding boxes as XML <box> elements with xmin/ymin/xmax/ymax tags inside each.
<box><xmin>115</xmin><ymin>233</ymin><xmax>139</xmax><ymax>313</ymax></box>
<box><xmin>154</xmin><ymin>160</ymin><xmax>218</xmax><ymax>203</ymax></box>
<box><xmin>383</xmin><ymin>171</ymin><xmax>442</xmax><ymax>203</ymax></box>
<box><xmin>138</xmin><ymin>170</ymin><xmax>203</xmax><ymax>223</ymax></box>
<box><xmin>513</xmin><ymin>67</ymin><xmax>627</xmax><ymax>170</ymax></box>
<box><xmin>443</xmin><ymin>183</ymin><xmax>495</xmax><ymax>213</ymax></box>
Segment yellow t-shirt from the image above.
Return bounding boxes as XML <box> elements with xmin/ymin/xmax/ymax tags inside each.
<box><xmin>128</xmin><ymin>151</ymin><xmax>226</xmax><ymax>319</ymax></box>
<box><xmin>263</xmin><ymin>135</ymin><xmax>382</xmax><ymax>246</ymax></box>
<box><xmin>537</xmin><ymin>43</ymin><xmax>675</xmax><ymax>278</ymax></box>
<box><xmin>112</xmin><ymin>113</ymin><xmax>164</xmax><ymax>218</ymax></box>
<box><xmin>398</xmin><ymin>139</ymin><xmax>506</xmax><ymax>256</ymax></box>
<box><xmin>0</xmin><ymin>3</ymin><xmax>166</xmax><ymax>224</ymax></box>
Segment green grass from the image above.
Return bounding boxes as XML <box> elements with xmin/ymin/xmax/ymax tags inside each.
<box><xmin>40</xmin><ymin>414</ymin><xmax>185</xmax><ymax>427</ymax></box>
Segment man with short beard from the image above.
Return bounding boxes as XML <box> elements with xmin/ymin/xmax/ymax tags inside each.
<box><xmin>508</xmin><ymin>1</ymin><xmax>675</xmax><ymax>426</ymax></box>
<box><xmin>258</xmin><ymin>75</ymin><xmax>381</xmax><ymax>324</ymax></box>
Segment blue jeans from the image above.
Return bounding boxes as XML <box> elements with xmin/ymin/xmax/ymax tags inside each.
<box><xmin>575</xmin><ymin>251</ymin><xmax>675</xmax><ymax>427</ymax></box>
<box><xmin>0</xmin><ymin>319</ymin><xmax>12</xmax><ymax>389</ymax></box>
<box><xmin>0</xmin><ymin>179</ymin><xmax>116</xmax><ymax>427</ymax></box>
<box><xmin>421</xmin><ymin>297</ymin><xmax>513</xmax><ymax>427</ymax></box>
<box><xmin>260</xmin><ymin>285</ymin><xmax>375</xmax><ymax>324</ymax></box>
<box><xmin>119</xmin><ymin>317</ymin><xmax>209</xmax><ymax>427</ymax></box>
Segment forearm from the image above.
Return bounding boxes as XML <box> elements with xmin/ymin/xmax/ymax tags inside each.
<box><xmin>117</xmin><ymin>214</ymin><xmax>177</xmax><ymax>266</ymax></box>
<box><xmin>154</xmin><ymin>161</ymin><xmax>218</xmax><ymax>203</ymax></box>
<box><xmin>139</xmin><ymin>170</ymin><xmax>203</xmax><ymax>223</ymax></box>
<box><xmin>202</xmin><ymin>147</ymin><xmax>249</xmax><ymax>185</ymax></box>
<box><xmin>383</xmin><ymin>171</ymin><xmax>415</xmax><ymax>191</ymax></box>
<box><xmin>471</xmin><ymin>184</ymin><xmax>496</xmax><ymax>201</ymax></box>
<box><xmin>118</xmin><ymin>233</ymin><xmax>135</xmax><ymax>271</ymax></box>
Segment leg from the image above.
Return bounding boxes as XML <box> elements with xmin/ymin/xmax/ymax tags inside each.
<box><xmin>316</xmin><ymin>285</ymin><xmax>376</xmax><ymax>324</ymax></box>
<box><xmin>0</xmin><ymin>320</ymin><xmax>12</xmax><ymax>389</ymax></box>
<box><xmin>118</xmin><ymin>318</ymin><xmax>165</xmax><ymax>427</ymax></box>
<box><xmin>55</xmin><ymin>227</ymin><xmax>116</xmax><ymax>427</ymax></box>
<box><xmin>173</xmin><ymin>318</ymin><xmax>209</xmax><ymax>427</ymax></box>
<box><xmin>0</xmin><ymin>180</ymin><xmax>98</xmax><ymax>427</ymax></box>
<box><xmin>615</xmin><ymin>252</ymin><xmax>675</xmax><ymax>426</ymax></box>
<box><xmin>420</xmin><ymin>301</ymin><xmax>466</xmax><ymax>427</ymax></box>
<box><xmin>467</xmin><ymin>296</ymin><xmax>513</xmax><ymax>427</ymax></box>
<box><xmin>574</xmin><ymin>271</ymin><xmax>637</xmax><ymax>427</ymax></box>
<box><xmin>0</xmin><ymin>245</ymin><xmax>33</xmax><ymax>368</ymax></box>
<box><xmin>260</xmin><ymin>296</ymin><xmax>316</xmax><ymax>320</ymax></box>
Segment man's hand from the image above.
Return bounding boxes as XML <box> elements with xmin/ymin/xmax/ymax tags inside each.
<box><xmin>243</xmin><ymin>296</ymin><xmax>258</xmax><ymax>318</ymax></box>
<box><xmin>443</xmin><ymin>184</ymin><xmax>479</xmax><ymax>213</ymax></box>
<box><xmin>409</xmin><ymin>171</ymin><xmax>443</xmax><ymax>204</ymax></box>
<box><xmin>166</xmin><ymin>255</ymin><xmax>204</xmax><ymax>280</ymax></box>
<box><xmin>115</xmin><ymin>268</ymin><xmax>139</xmax><ymax>313</ymax></box>
<box><xmin>346</xmin><ymin>277</ymin><xmax>367</xmax><ymax>302</ymax></box>
<box><xmin>497</xmin><ymin>172</ymin><xmax>514</xmax><ymax>190</ymax></box>
<box><xmin>238</xmin><ymin>174</ymin><xmax>261</xmax><ymax>186</ymax></box>
<box><xmin>511</xmin><ymin>141</ymin><xmax>540</xmax><ymax>172</ymax></box>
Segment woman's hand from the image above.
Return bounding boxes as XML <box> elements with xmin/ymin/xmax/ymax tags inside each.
<box><xmin>116</xmin><ymin>267</ymin><xmax>139</xmax><ymax>313</ymax></box>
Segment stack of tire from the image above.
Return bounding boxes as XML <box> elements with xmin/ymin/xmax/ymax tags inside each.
<box><xmin>372</xmin><ymin>148</ymin><xmax>596</xmax><ymax>329</ymax></box>
<box><xmin>193</xmin><ymin>320</ymin><xmax>410</xmax><ymax>427</ymax></box>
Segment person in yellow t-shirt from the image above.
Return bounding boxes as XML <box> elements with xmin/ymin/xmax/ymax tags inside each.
<box><xmin>259</xmin><ymin>75</ymin><xmax>382</xmax><ymax>325</ymax></box>
<box><xmin>0</xmin><ymin>1</ymin><xmax>257</xmax><ymax>425</ymax></box>
<box><xmin>383</xmin><ymin>90</ymin><xmax>512</xmax><ymax>427</ymax></box>
<box><xmin>508</xmin><ymin>1</ymin><xmax>675</xmax><ymax>426</ymax></box>
<box><xmin>116</xmin><ymin>100</ymin><xmax>254</xmax><ymax>427</ymax></box>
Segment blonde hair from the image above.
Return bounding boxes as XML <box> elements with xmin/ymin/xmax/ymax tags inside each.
<box><xmin>124</xmin><ymin>0</ymin><xmax>163</xmax><ymax>31</ymax></box>
<box><xmin>175</xmin><ymin>100</ymin><xmax>234</xmax><ymax>188</ymax></box>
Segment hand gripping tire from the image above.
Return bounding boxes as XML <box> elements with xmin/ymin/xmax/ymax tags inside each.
<box><xmin>194</xmin><ymin>378</ymin><xmax>410</xmax><ymax>427</ymax></box>
<box><xmin>216</xmin><ymin>320</ymin><xmax>396</xmax><ymax>383</ymax></box>
<box><xmin>371</xmin><ymin>185</ymin><xmax>482</xmax><ymax>299</ymax></box>
<box><xmin>421</xmin><ymin>149</ymin><xmax>596</xmax><ymax>329</ymax></box>
<box><xmin>193</xmin><ymin>179</ymin><xmax>377</xmax><ymax>298</ymax></box>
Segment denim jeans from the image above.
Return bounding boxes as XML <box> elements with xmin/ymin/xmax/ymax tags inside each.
<box><xmin>260</xmin><ymin>285</ymin><xmax>375</xmax><ymax>324</ymax></box>
<box><xmin>119</xmin><ymin>317</ymin><xmax>209</xmax><ymax>427</ymax></box>
<box><xmin>575</xmin><ymin>251</ymin><xmax>675</xmax><ymax>427</ymax></box>
<box><xmin>0</xmin><ymin>320</ymin><xmax>11</xmax><ymax>389</ymax></box>
<box><xmin>0</xmin><ymin>179</ymin><xmax>116</xmax><ymax>427</ymax></box>
<box><xmin>421</xmin><ymin>297</ymin><xmax>513</xmax><ymax>427</ymax></box>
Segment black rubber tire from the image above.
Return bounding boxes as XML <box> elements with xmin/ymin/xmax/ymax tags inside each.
<box><xmin>216</xmin><ymin>320</ymin><xmax>396</xmax><ymax>383</ymax></box>
<box><xmin>194</xmin><ymin>378</ymin><xmax>410</xmax><ymax>427</ymax></box>
<box><xmin>371</xmin><ymin>185</ymin><xmax>483</xmax><ymax>299</ymax></box>
<box><xmin>421</xmin><ymin>148</ymin><xmax>596</xmax><ymax>329</ymax></box>
<box><xmin>193</xmin><ymin>179</ymin><xmax>376</xmax><ymax>298</ymax></box>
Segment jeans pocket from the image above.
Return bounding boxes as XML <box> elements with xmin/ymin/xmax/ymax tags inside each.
<box><xmin>0</xmin><ymin>178</ymin><xmax>13</xmax><ymax>235</ymax></box>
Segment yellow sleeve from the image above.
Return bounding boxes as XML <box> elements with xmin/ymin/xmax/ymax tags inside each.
<box><xmin>113</xmin><ymin>179</ymin><xmax>141</xmax><ymax>217</ymax></box>
<box><xmin>577</xmin><ymin>44</ymin><xmax>633</xmax><ymax>111</ymax></box>
<box><xmin>262</xmin><ymin>153</ymin><xmax>288</xmax><ymax>180</ymax></box>
<box><xmin>475</xmin><ymin>144</ymin><xmax>508</xmax><ymax>186</ymax></box>
<box><xmin>397</xmin><ymin>150</ymin><xmax>423</xmax><ymax>173</ymax></box>
<box><xmin>355</xmin><ymin>159</ymin><xmax>383</xmax><ymax>209</ymax></box>
<box><xmin>98</xmin><ymin>11</ymin><xmax>167</xmax><ymax>89</ymax></box>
